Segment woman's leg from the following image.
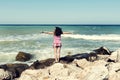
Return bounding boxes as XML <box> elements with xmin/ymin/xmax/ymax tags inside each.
<box><xmin>57</xmin><ymin>47</ymin><xmax>61</xmax><ymax>62</ymax></box>
<box><xmin>54</xmin><ymin>47</ymin><xmax>58</xmax><ymax>62</ymax></box>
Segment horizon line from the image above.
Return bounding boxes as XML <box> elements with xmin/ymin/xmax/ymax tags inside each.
<box><xmin>0</xmin><ymin>24</ymin><xmax>120</xmax><ymax>26</ymax></box>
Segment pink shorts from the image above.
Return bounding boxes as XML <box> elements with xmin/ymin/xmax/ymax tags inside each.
<box><xmin>53</xmin><ymin>43</ymin><xmax>62</xmax><ymax>47</ymax></box>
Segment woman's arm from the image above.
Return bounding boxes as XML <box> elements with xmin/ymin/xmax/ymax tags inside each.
<box><xmin>63</xmin><ymin>32</ymin><xmax>72</xmax><ymax>34</ymax></box>
<box><xmin>42</xmin><ymin>31</ymin><xmax>54</xmax><ymax>34</ymax></box>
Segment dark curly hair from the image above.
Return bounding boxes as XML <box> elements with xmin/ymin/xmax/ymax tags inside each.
<box><xmin>54</xmin><ymin>27</ymin><xmax>63</xmax><ymax>36</ymax></box>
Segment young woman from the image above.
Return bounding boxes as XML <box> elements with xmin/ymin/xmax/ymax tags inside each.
<box><xmin>43</xmin><ymin>27</ymin><xmax>71</xmax><ymax>62</ymax></box>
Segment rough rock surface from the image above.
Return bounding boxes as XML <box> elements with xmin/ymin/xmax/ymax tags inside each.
<box><xmin>16</xmin><ymin>51</ymin><xmax>32</xmax><ymax>62</ymax></box>
<box><xmin>94</xmin><ymin>46</ymin><xmax>112</xmax><ymax>55</ymax></box>
<box><xmin>108</xmin><ymin>49</ymin><xmax>120</xmax><ymax>62</ymax></box>
<box><xmin>1</xmin><ymin>47</ymin><xmax>120</xmax><ymax>80</ymax></box>
<box><xmin>0</xmin><ymin>63</ymin><xmax>29</xmax><ymax>79</ymax></box>
<box><xmin>0</xmin><ymin>69</ymin><xmax>11</xmax><ymax>80</ymax></box>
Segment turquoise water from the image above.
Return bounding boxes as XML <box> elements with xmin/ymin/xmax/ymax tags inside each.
<box><xmin>0</xmin><ymin>25</ymin><xmax>120</xmax><ymax>63</ymax></box>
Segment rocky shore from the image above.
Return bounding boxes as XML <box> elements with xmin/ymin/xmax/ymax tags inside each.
<box><xmin>0</xmin><ymin>47</ymin><xmax>120</xmax><ymax>80</ymax></box>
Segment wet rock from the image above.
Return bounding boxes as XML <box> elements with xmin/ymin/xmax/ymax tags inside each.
<box><xmin>94</xmin><ymin>46</ymin><xmax>111</xmax><ymax>55</ymax></box>
<box><xmin>60</xmin><ymin>55</ymin><xmax>74</xmax><ymax>63</ymax></box>
<box><xmin>88</xmin><ymin>52</ymin><xmax>98</xmax><ymax>62</ymax></box>
<box><xmin>0</xmin><ymin>63</ymin><xmax>29</xmax><ymax>79</ymax></box>
<box><xmin>30</xmin><ymin>58</ymin><xmax>55</xmax><ymax>69</ymax></box>
<box><xmin>16</xmin><ymin>51</ymin><xmax>32</xmax><ymax>62</ymax></box>
<box><xmin>60</xmin><ymin>53</ymin><xmax>90</xmax><ymax>63</ymax></box>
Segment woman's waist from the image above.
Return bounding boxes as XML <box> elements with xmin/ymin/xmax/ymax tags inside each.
<box><xmin>53</xmin><ymin>40</ymin><xmax>61</xmax><ymax>43</ymax></box>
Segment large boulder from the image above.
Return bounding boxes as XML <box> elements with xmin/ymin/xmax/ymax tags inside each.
<box><xmin>77</xmin><ymin>64</ymin><xmax>108</xmax><ymax>80</ymax></box>
<box><xmin>108</xmin><ymin>49</ymin><xmax>120</xmax><ymax>62</ymax></box>
<box><xmin>74</xmin><ymin>59</ymin><xmax>107</xmax><ymax>69</ymax></box>
<box><xmin>48</xmin><ymin>63</ymin><xmax>69</xmax><ymax>77</ymax></box>
<box><xmin>60</xmin><ymin>55</ymin><xmax>75</xmax><ymax>63</ymax></box>
<box><xmin>48</xmin><ymin>63</ymin><xmax>81</xmax><ymax>80</ymax></box>
<box><xmin>0</xmin><ymin>63</ymin><xmax>29</xmax><ymax>79</ymax></box>
<box><xmin>108</xmin><ymin>63</ymin><xmax>120</xmax><ymax>80</ymax></box>
<box><xmin>88</xmin><ymin>52</ymin><xmax>98</xmax><ymax>62</ymax></box>
<box><xmin>19</xmin><ymin>62</ymin><xmax>82</xmax><ymax>80</ymax></box>
<box><xmin>97</xmin><ymin>55</ymin><xmax>110</xmax><ymax>61</ymax></box>
<box><xmin>76</xmin><ymin>60</ymin><xmax>108</xmax><ymax>80</ymax></box>
<box><xmin>0</xmin><ymin>69</ymin><xmax>11</xmax><ymax>80</ymax></box>
<box><xmin>17</xmin><ymin>69</ymin><xmax>49</xmax><ymax>80</ymax></box>
<box><xmin>94</xmin><ymin>46</ymin><xmax>111</xmax><ymax>55</ymax></box>
<box><xmin>60</xmin><ymin>53</ymin><xmax>90</xmax><ymax>63</ymax></box>
<box><xmin>16</xmin><ymin>51</ymin><xmax>32</xmax><ymax>62</ymax></box>
<box><xmin>74</xmin><ymin>59</ymin><xmax>90</xmax><ymax>69</ymax></box>
<box><xmin>30</xmin><ymin>58</ymin><xmax>55</xmax><ymax>69</ymax></box>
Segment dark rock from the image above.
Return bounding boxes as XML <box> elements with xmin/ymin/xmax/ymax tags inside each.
<box><xmin>88</xmin><ymin>52</ymin><xmax>98</xmax><ymax>62</ymax></box>
<box><xmin>30</xmin><ymin>58</ymin><xmax>55</xmax><ymax>69</ymax></box>
<box><xmin>72</xmin><ymin>53</ymin><xmax>90</xmax><ymax>61</ymax></box>
<box><xmin>16</xmin><ymin>51</ymin><xmax>32</xmax><ymax>62</ymax></box>
<box><xmin>60</xmin><ymin>53</ymin><xmax>91</xmax><ymax>63</ymax></box>
<box><xmin>0</xmin><ymin>63</ymin><xmax>29</xmax><ymax>79</ymax></box>
<box><xmin>7</xmin><ymin>64</ymin><xmax>29</xmax><ymax>77</ymax></box>
<box><xmin>0</xmin><ymin>65</ymin><xmax>8</xmax><ymax>71</ymax></box>
<box><xmin>94</xmin><ymin>46</ymin><xmax>111</xmax><ymax>55</ymax></box>
<box><xmin>103</xmin><ymin>78</ymin><xmax>108</xmax><ymax>80</ymax></box>
<box><xmin>60</xmin><ymin>55</ymin><xmax>74</xmax><ymax>63</ymax></box>
<box><xmin>30</xmin><ymin>54</ymin><xmax>87</xmax><ymax>69</ymax></box>
<box><xmin>115</xmin><ymin>69</ymin><xmax>120</xmax><ymax>72</ymax></box>
<box><xmin>30</xmin><ymin>49</ymin><xmax>110</xmax><ymax>70</ymax></box>
<box><xmin>107</xmin><ymin>58</ymin><xmax>115</xmax><ymax>62</ymax></box>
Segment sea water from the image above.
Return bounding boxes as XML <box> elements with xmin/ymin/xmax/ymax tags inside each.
<box><xmin>0</xmin><ymin>25</ymin><xmax>120</xmax><ymax>64</ymax></box>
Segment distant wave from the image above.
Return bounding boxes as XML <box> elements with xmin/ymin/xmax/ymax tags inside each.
<box><xmin>0</xmin><ymin>34</ymin><xmax>49</xmax><ymax>42</ymax></box>
<box><xmin>62</xmin><ymin>34</ymin><xmax>120</xmax><ymax>41</ymax></box>
<box><xmin>0</xmin><ymin>33</ymin><xmax>120</xmax><ymax>42</ymax></box>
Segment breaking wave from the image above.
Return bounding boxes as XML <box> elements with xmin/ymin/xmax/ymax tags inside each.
<box><xmin>62</xmin><ymin>34</ymin><xmax>120</xmax><ymax>41</ymax></box>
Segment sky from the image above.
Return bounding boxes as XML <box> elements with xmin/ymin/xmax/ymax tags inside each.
<box><xmin>0</xmin><ymin>0</ymin><xmax>120</xmax><ymax>24</ymax></box>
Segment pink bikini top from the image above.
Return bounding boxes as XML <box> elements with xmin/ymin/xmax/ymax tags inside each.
<box><xmin>53</xmin><ymin>35</ymin><xmax>61</xmax><ymax>43</ymax></box>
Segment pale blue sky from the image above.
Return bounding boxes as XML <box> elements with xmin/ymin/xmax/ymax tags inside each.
<box><xmin>0</xmin><ymin>0</ymin><xmax>120</xmax><ymax>24</ymax></box>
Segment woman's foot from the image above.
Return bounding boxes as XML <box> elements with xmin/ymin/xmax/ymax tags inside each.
<box><xmin>54</xmin><ymin>60</ymin><xmax>59</xmax><ymax>63</ymax></box>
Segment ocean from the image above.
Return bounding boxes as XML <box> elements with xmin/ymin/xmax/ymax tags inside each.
<box><xmin>0</xmin><ymin>25</ymin><xmax>120</xmax><ymax>64</ymax></box>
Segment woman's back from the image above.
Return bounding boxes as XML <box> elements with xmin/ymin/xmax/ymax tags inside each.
<box><xmin>53</xmin><ymin>35</ymin><xmax>61</xmax><ymax>44</ymax></box>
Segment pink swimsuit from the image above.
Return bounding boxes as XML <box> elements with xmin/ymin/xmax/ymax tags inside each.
<box><xmin>53</xmin><ymin>35</ymin><xmax>62</xmax><ymax>47</ymax></box>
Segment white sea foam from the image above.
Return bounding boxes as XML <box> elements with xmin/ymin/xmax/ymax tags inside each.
<box><xmin>62</xmin><ymin>34</ymin><xmax>120</xmax><ymax>41</ymax></box>
<box><xmin>0</xmin><ymin>34</ymin><xmax>50</xmax><ymax>42</ymax></box>
<box><xmin>0</xmin><ymin>52</ymin><xmax>17</xmax><ymax>63</ymax></box>
<box><xmin>0</xmin><ymin>48</ymin><xmax>53</xmax><ymax>63</ymax></box>
<box><xmin>0</xmin><ymin>33</ymin><xmax>120</xmax><ymax>42</ymax></box>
